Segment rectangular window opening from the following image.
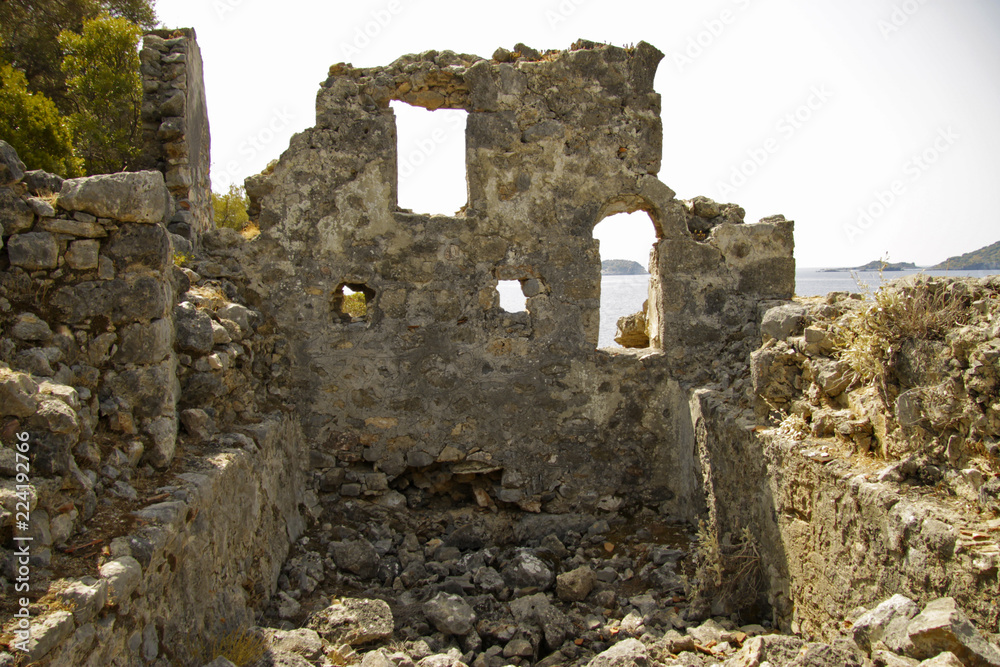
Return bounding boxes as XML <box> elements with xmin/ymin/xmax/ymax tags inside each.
<box><xmin>496</xmin><ymin>280</ymin><xmax>528</xmax><ymax>313</ymax></box>
<box><xmin>391</xmin><ymin>100</ymin><xmax>468</xmax><ymax>216</ymax></box>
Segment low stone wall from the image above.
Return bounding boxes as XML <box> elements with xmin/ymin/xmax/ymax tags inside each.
<box><xmin>693</xmin><ymin>386</ymin><xmax>1000</xmax><ymax>641</ymax></box>
<box><xmin>35</xmin><ymin>416</ymin><xmax>304</xmax><ymax>667</ymax></box>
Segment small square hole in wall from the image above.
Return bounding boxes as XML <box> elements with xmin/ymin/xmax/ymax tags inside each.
<box><xmin>496</xmin><ymin>280</ymin><xmax>527</xmax><ymax>313</ymax></box>
<box><xmin>332</xmin><ymin>283</ymin><xmax>374</xmax><ymax>322</ymax></box>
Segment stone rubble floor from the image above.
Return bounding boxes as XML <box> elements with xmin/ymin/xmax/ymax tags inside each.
<box><xmin>255</xmin><ymin>493</ymin><xmax>776</xmax><ymax>667</ymax></box>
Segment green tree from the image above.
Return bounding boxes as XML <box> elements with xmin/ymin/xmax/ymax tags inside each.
<box><xmin>212</xmin><ymin>184</ymin><xmax>250</xmax><ymax>230</ymax></box>
<box><xmin>0</xmin><ymin>63</ymin><xmax>82</xmax><ymax>175</ymax></box>
<box><xmin>0</xmin><ymin>0</ymin><xmax>155</xmax><ymax>114</ymax></box>
<box><xmin>59</xmin><ymin>15</ymin><xmax>143</xmax><ymax>174</ymax></box>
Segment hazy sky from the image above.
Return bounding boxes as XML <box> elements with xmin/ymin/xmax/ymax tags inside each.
<box><xmin>155</xmin><ymin>0</ymin><xmax>1000</xmax><ymax>268</ymax></box>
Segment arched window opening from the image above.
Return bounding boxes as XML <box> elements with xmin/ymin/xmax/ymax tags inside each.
<box><xmin>592</xmin><ymin>211</ymin><xmax>657</xmax><ymax>348</ymax></box>
<box><xmin>391</xmin><ymin>100</ymin><xmax>467</xmax><ymax>215</ymax></box>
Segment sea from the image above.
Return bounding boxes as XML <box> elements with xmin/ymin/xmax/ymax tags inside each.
<box><xmin>497</xmin><ymin>268</ymin><xmax>1000</xmax><ymax>349</ymax></box>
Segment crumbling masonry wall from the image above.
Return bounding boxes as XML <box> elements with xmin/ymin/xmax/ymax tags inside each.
<box><xmin>137</xmin><ymin>28</ymin><xmax>213</xmax><ymax>240</ymax></box>
<box><xmin>241</xmin><ymin>41</ymin><xmax>794</xmax><ymax>517</ymax></box>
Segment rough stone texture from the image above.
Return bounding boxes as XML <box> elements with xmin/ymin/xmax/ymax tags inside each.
<box><xmin>58</xmin><ymin>170</ymin><xmax>171</xmax><ymax>223</ymax></box>
<box><xmin>556</xmin><ymin>565</ymin><xmax>597</xmax><ymax>602</ymax></box>
<box><xmin>137</xmin><ymin>28</ymin><xmax>213</xmax><ymax>237</ymax></box>
<box><xmin>853</xmin><ymin>594</ymin><xmax>920</xmax><ymax>652</ymax></box>
<box><xmin>761</xmin><ymin>302</ymin><xmax>808</xmax><ymax>340</ymax></box>
<box><xmin>0</xmin><ymin>140</ymin><xmax>25</xmax><ymax>185</ymax></box>
<box><xmin>586</xmin><ymin>638</ymin><xmax>648</xmax><ymax>666</ymax></box>
<box><xmin>7</xmin><ymin>232</ymin><xmax>59</xmax><ymax>269</ymax></box>
<box><xmin>423</xmin><ymin>592</ymin><xmax>476</xmax><ymax>636</ymax></box>
<box><xmin>906</xmin><ymin>597</ymin><xmax>1000</xmax><ymax>666</ymax></box>
<box><xmin>614</xmin><ymin>310</ymin><xmax>649</xmax><ymax>348</ymax></box>
<box><xmin>306</xmin><ymin>598</ymin><xmax>394</xmax><ymax>646</ymax></box>
<box><xmin>241</xmin><ymin>40</ymin><xmax>794</xmax><ymax>519</ymax></box>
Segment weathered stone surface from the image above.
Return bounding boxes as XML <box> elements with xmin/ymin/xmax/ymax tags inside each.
<box><xmin>174</xmin><ymin>302</ymin><xmax>214</xmax><ymax>354</ymax></box>
<box><xmin>23</xmin><ymin>169</ymin><xmax>64</xmax><ymax>196</ymax></box>
<box><xmin>0</xmin><ymin>140</ymin><xmax>25</xmax><ymax>185</ymax></box>
<box><xmin>8</xmin><ymin>232</ymin><xmax>59</xmax><ymax>269</ymax></box>
<box><xmin>11</xmin><ymin>312</ymin><xmax>53</xmax><ymax>342</ymax></box>
<box><xmin>57</xmin><ymin>580</ymin><xmax>108</xmax><ymax>625</ymax></box>
<box><xmin>331</xmin><ymin>538</ymin><xmax>380</xmax><ymax>578</ymax></box>
<box><xmin>38</xmin><ymin>216</ymin><xmax>106</xmax><ymax>237</ymax></box>
<box><xmin>906</xmin><ymin>597</ymin><xmax>1000</xmax><ymax>666</ymax></box>
<box><xmin>305</xmin><ymin>598</ymin><xmax>393</xmax><ymax>645</ymax></box>
<box><xmin>0</xmin><ymin>187</ymin><xmax>34</xmax><ymax>234</ymax></box>
<box><xmin>50</xmin><ymin>275</ymin><xmax>170</xmax><ymax>324</ymax></box>
<box><xmin>65</xmin><ymin>239</ymin><xmax>101</xmax><ymax>269</ymax></box>
<box><xmin>853</xmin><ymin>594</ymin><xmax>920</xmax><ymax>652</ymax></box>
<box><xmin>107</xmin><ymin>223</ymin><xmax>172</xmax><ymax>272</ymax></box>
<box><xmin>58</xmin><ymin>171</ymin><xmax>170</xmax><ymax>223</ymax></box>
<box><xmin>509</xmin><ymin>593</ymin><xmax>571</xmax><ymax>651</ymax></box>
<box><xmin>115</xmin><ymin>318</ymin><xmax>173</xmax><ymax>365</ymax></box>
<box><xmin>22</xmin><ymin>611</ymin><xmax>75</xmax><ymax>662</ymax></box>
<box><xmin>423</xmin><ymin>592</ymin><xmax>476</xmax><ymax>636</ymax></box>
<box><xmin>586</xmin><ymin>638</ymin><xmax>647</xmax><ymax>667</ymax></box>
<box><xmin>556</xmin><ymin>565</ymin><xmax>596</xmax><ymax>602</ymax></box>
<box><xmin>725</xmin><ymin>634</ymin><xmax>806</xmax><ymax>667</ymax></box>
<box><xmin>217</xmin><ymin>302</ymin><xmax>252</xmax><ymax>332</ymax></box>
<box><xmin>761</xmin><ymin>303</ymin><xmax>808</xmax><ymax>340</ymax></box>
<box><xmin>0</xmin><ymin>368</ymin><xmax>39</xmax><ymax>416</ymax></box>
<box><xmin>614</xmin><ymin>311</ymin><xmax>649</xmax><ymax>348</ymax></box>
<box><xmin>501</xmin><ymin>550</ymin><xmax>554</xmax><ymax>590</ymax></box>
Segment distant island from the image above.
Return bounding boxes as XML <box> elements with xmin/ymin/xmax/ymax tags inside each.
<box><xmin>820</xmin><ymin>260</ymin><xmax>918</xmax><ymax>273</ymax></box>
<box><xmin>932</xmin><ymin>239</ymin><xmax>1000</xmax><ymax>270</ymax></box>
<box><xmin>601</xmin><ymin>259</ymin><xmax>647</xmax><ymax>275</ymax></box>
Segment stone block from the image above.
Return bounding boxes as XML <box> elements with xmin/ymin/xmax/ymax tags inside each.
<box><xmin>8</xmin><ymin>232</ymin><xmax>58</xmax><ymax>270</ymax></box>
<box><xmin>99</xmin><ymin>556</ymin><xmax>142</xmax><ymax>604</ymax></box>
<box><xmin>906</xmin><ymin>597</ymin><xmax>1000</xmax><ymax>666</ymax></box>
<box><xmin>11</xmin><ymin>312</ymin><xmax>52</xmax><ymax>342</ymax></box>
<box><xmin>174</xmin><ymin>303</ymin><xmax>214</xmax><ymax>354</ymax></box>
<box><xmin>0</xmin><ymin>140</ymin><xmax>25</xmax><ymax>185</ymax></box>
<box><xmin>23</xmin><ymin>169</ymin><xmax>64</xmax><ymax>196</ymax></box>
<box><xmin>58</xmin><ymin>171</ymin><xmax>170</xmax><ymax>224</ymax></box>
<box><xmin>761</xmin><ymin>303</ymin><xmax>808</xmax><ymax>340</ymax></box>
<box><xmin>50</xmin><ymin>275</ymin><xmax>170</xmax><ymax>324</ymax></box>
<box><xmin>0</xmin><ymin>187</ymin><xmax>34</xmax><ymax>235</ymax></box>
<box><xmin>305</xmin><ymin>598</ymin><xmax>393</xmax><ymax>646</ymax></box>
<box><xmin>65</xmin><ymin>239</ymin><xmax>101</xmax><ymax>270</ymax></box>
<box><xmin>39</xmin><ymin>217</ymin><xmax>106</xmax><ymax>238</ymax></box>
<box><xmin>115</xmin><ymin>318</ymin><xmax>173</xmax><ymax>365</ymax></box>
<box><xmin>0</xmin><ymin>368</ymin><xmax>40</xmax><ymax>417</ymax></box>
<box><xmin>107</xmin><ymin>223</ymin><xmax>171</xmax><ymax>272</ymax></box>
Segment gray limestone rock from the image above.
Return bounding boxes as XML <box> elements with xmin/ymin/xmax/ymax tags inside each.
<box><xmin>906</xmin><ymin>597</ymin><xmax>1000</xmax><ymax>666</ymax></box>
<box><xmin>305</xmin><ymin>598</ymin><xmax>393</xmax><ymax>646</ymax></box>
<box><xmin>23</xmin><ymin>169</ymin><xmax>64</xmax><ymax>196</ymax></box>
<box><xmin>7</xmin><ymin>232</ymin><xmax>59</xmax><ymax>270</ymax></box>
<box><xmin>423</xmin><ymin>592</ymin><xmax>476</xmax><ymax>636</ymax></box>
<box><xmin>501</xmin><ymin>550</ymin><xmax>554</xmax><ymax>591</ymax></box>
<box><xmin>852</xmin><ymin>594</ymin><xmax>920</xmax><ymax>652</ymax></box>
<box><xmin>586</xmin><ymin>638</ymin><xmax>648</xmax><ymax>667</ymax></box>
<box><xmin>556</xmin><ymin>565</ymin><xmax>596</xmax><ymax>602</ymax></box>
<box><xmin>331</xmin><ymin>539</ymin><xmax>380</xmax><ymax>578</ymax></box>
<box><xmin>174</xmin><ymin>302</ymin><xmax>215</xmax><ymax>354</ymax></box>
<box><xmin>0</xmin><ymin>187</ymin><xmax>34</xmax><ymax>235</ymax></box>
<box><xmin>761</xmin><ymin>303</ymin><xmax>808</xmax><ymax>341</ymax></box>
<box><xmin>11</xmin><ymin>312</ymin><xmax>52</xmax><ymax>342</ymax></box>
<box><xmin>65</xmin><ymin>239</ymin><xmax>101</xmax><ymax>270</ymax></box>
<box><xmin>0</xmin><ymin>368</ymin><xmax>39</xmax><ymax>417</ymax></box>
<box><xmin>115</xmin><ymin>318</ymin><xmax>174</xmax><ymax>366</ymax></box>
<box><xmin>58</xmin><ymin>170</ymin><xmax>171</xmax><ymax>224</ymax></box>
<box><xmin>0</xmin><ymin>141</ymin><xmax>25</xmax><ymax>185</ymax></box>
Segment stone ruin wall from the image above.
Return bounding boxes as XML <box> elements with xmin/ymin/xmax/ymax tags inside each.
<box><xmin>3</xmin><ymin>32</ymin><xmax>998</xmax><ymax>665</ymax></box>
<box><xmin>241</xmin><ymin>41</ymin><xmax>794</xmax><ymax>520</ymax></box>
<box><xmin>137</xmin><ymin>28</ymin><xmax>213</xmax><ymax>241</ymax></box>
